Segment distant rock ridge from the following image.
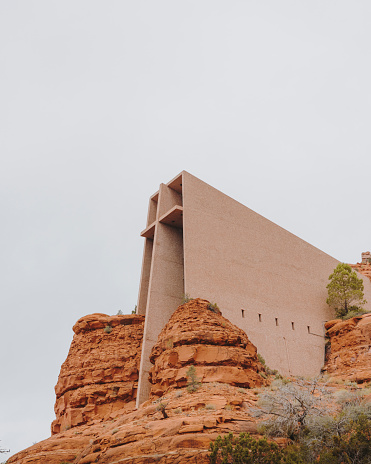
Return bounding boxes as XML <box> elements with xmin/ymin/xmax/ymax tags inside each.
<box><xmin>323</xmin><ymin>313</ymin><xmax>371</xmax><ymax>383</ymax></box>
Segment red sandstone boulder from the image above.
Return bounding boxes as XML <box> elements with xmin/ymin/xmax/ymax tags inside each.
<box><xmin>324</xmin><ymin>313</ymin><xmax>371</xmax><ymax>383</ymax></box>
<box><xmin>149</xmin><ymin>298</ymin><xmax>265</xmax><ymax>397</ymax></box>
<box><xmin>52</xmin><ymin>313</ymin><xmax>144</xmax><ymax>433</ymax></box>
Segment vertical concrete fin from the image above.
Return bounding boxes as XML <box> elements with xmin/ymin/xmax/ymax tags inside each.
<box><xmin>136</xmin><ymin>178</ymin><xmax>185</xmax><ymax>406</ymax></box>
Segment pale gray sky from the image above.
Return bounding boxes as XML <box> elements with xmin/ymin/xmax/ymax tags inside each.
<box><xmin>1</xmin><ymin>0</ymin><xmax>370</xmax><ymax>457</ymax></box>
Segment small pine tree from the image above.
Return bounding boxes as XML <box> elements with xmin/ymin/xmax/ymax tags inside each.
<box><xmin>186</xmin><ymin>365</ymin><xmax>201</xmax><ymax>393</ymax></box>
<box><xmin>326</xmin><ymin>263</ymin><xmax>367</xmax><ymax>318</ymax></box>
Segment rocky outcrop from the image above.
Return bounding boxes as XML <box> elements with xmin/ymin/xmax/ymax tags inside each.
<box><xmin>149</xmin><ymin>298</ymin><xmax>265</xmax><ymax>398</ymax></box>
<box><xmin>324</xmin><ymin>313</ymin><xmax>371</xmax><ymax>383</ymax></box>
<box><xmin>350</xmin><ymin>262</ymin><xmax>371</xmax><ymax>283</ymax></box>
<box><xmin>52</xmin><ymin>313</ymin><xmax>144</xmax><ymax>433</ymax></box>
<box><xmin>8</xmin><ymin>383</ymin><xmax>261</xmax><ymax>464</ymax></box>
<box><xmin>8</xmin><ymin>300</ymin><xmax>266</xmax><ymax>464</ymax></box>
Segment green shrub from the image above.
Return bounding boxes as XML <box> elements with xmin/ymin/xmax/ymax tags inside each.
<box><xmin>104</xmin><ymin>325</ymin><xmax>112</xmax><ymax>334</ymax></box>
<box><xmin>181</xmin><ymin>293</ymin><xmax>193</xmax><ymax>304</ymax></box>
<box><xmin>207</xmin><ymin>302</ymin><xmax>221</xmax><ymax>314</ymax></box>
<box><xmin>310</xmin><ymin>414</ymin><xmax>371</xmax><ymax>464</ymax></box>
<box><xmin>343</xmin><ymin>308</ymin><xmax>370</xmax><ymax>320</ymax></box>
<box><xmin>186</xmin><ymin>365</ymin><xmax>201</xmax><ymax>393</ymax></box>
<box><xmin>208</xmin><ymin>432</ymin><xmax>303</xmax><ymax>464</ymax></box>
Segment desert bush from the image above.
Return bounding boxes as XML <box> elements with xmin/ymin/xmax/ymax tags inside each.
<box><xmin>181</xmin><ymin>293</ymin><xmax>193</xmax><ymax>304</ymax></box>
<box><xmin>104</xmin><ymin>325</ymin><xmax>112</xmax><ymax>334</ymax></box>
<box><xmin>156</xmin><ymin>402</ymin><xmax>168</xmax><ymax>419</ymax></box>
<box><xmin>253</xmin><ymin>378</ymin><xmax>333</xmax><ymax>440</ymax></box>
<box><xmin>207</xmin><ymin>302</ymin><xmax>221</xmax><ymax>314</ymax></box>
<box><xmin>186</xmin><ymin>365</ymin><xmax>201</xmax><ymax>393</ymax></box>
<box><xmin>304</xmin><ymin>414</ymin><xmax>371</xmax><ymax>464</ymax></box>
<box><xmin>208</xmin><ymin>432</ymin><xmax>304</xmax><ymax>464</ymax></box>
<box><xmin>342</xmin><ymin>308</ymin><xmax>371</xmax><ymax>320</ymax></box>
<box><xmin>205</xmin><ymin>404</ymin><xmax>216</xmax><ymax>410</ymax></box>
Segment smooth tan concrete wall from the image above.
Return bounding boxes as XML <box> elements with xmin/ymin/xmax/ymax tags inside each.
<box><xmin>137</xmin><ymin>171</ymin><xmax>371</xmax><ymax>404</ymax></box>
<box><xmin>147</xmin><ymin>198</ymin><xmax>158</xmax><ymax>226</ymax></box>
<box><xmin>136</xmin><ymin>183</ymin><xmax>184</xmax><ymax>406</ymax></box>
<box><xmin>137</xmin><ymin>238</ymin><xmax>153</xmax><ymax>315</ymax></box>
<box><xmin>158</xmin><ymin>183</ymin><xmax>182</xmax><ymax>218</ymax></box>
<box><xmin>182</xmin><ymin>171</ymin><xmax>371</xmax><ymax>377</ymax></box>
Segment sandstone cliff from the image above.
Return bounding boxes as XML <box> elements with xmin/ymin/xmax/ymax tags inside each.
<box><xmin>8</xmin><ymin>300</ymin><xmax>265</xmax><ymax>464</ymax></box>
<box><xmin>350</xmin><ymin>262</ymin><xmax>371</xmax><ymax>283</ymax></box>
<box><xmin>323</xmin><ymin>313</ymin><xmax>371</xmax><ymax>383</ymax></box>
<box><xmin>52</xmin><ymin>313</ymin><xmax>144</xmax><ymax>433</ymax></box>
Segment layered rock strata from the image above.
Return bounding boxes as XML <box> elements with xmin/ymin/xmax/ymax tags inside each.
<box><xmin>8</xmin><ymin>383</ymin><xmax>261</xmax><ymax>464</ymax></box>
<box><xmin>52</xmin><ymin>313</ymin><xmax>144</xmax><ymax>433</ymax></box>
<box><xmin>350</xmin><ymin>262</ymin><xmax>371</xmax><ymax>283</ymax></box>
<box><xmin>324</xmin><ymin>313</ymin><xmax>371</xmax><ymax>383</ymax></box>
<box><xmin>9</xmin><ymin>300</ymin><xmax>266</xmax><ymax>464</ymax></box>
<box><xmin>149</xmin><ymin>298</ymin><xmax>265</xmax><ymax>397</ymax></box>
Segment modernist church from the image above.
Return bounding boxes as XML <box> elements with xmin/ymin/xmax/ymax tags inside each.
<box><xmin>136</xmin><ymin>171</ymin><xmax>371</xmax><ymax>405</ymax></box>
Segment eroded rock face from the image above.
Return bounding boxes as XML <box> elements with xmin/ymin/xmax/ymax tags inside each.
<box><xmin>350</xmin><ymin>262</ymin><xmax>371</xmax><ymax>283</ymax></box>
<box><xmin>8</xmin><ymin>300</ymin><xmax>266</xmax><ymax>464</ymax></box>
<box><xmin>324</xmin><ymin>314</ymin><xmax>371</xmax><ymax>383</ymax></box>
<box><xmin>52</xmin><ymin>313</ymin><xmax>144</xmax><ymax>434</ymax></box>
<box><xmin>8</xmin><ymin>383</ymin><xmax>260</xmax><ymax>464</ymax></box>
<box><xmin>149</xmin><ymin>298</ymin><xmax>265</xmax><ymax>397</ymax></box>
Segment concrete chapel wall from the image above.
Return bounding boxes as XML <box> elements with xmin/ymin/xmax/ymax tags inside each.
<box><xmin>181</xmin><ymin>172</ymin><xmax>371</xmax><ymax>377</ymax></box>
<box><xmin>136</xmin><ymin>171</ymin><xmax>371</xmax><ymax>405</ymax></box>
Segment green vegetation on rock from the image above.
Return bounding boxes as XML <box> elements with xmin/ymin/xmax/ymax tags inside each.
<box><xmin>326</xmin><ymin>263</ymin><xmax>367</xmax><ymax>318</ymax></box>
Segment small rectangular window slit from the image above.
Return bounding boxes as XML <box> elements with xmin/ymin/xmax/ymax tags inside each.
<box><xmin>291</xmin><ymin>322</ymin><xmax>295</xmax><ymax>330</ymax></box>
<box><xmin>241</xmin><ymin>309</ymin><xmax>245</xmax><ymax>318</ymax></box>
<box><xmin>258</xmin><ymin>313</ymin><xmax>262</xmax><ymax>322</ymax></box>
<box><xmin>307</xmin><ymin>326</ymin><xmax>310</xmax><ymax>334</ymax></box>
<box><xmin>275</xmin><ymin>318</ymin><xmax>278</xmax><ymax>326</ymax></box>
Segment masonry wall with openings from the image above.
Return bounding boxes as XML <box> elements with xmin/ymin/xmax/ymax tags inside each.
<box><xmin>136</xmin><ymin>171</ymin><xmax>371</xmax><ymax>406</ymax></box>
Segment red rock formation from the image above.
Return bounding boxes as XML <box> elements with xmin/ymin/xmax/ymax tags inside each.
<box><xmin>9</xmin><ymin>383</ymin><xmax>261</xmax><ymax>464</ymax></box>
<box><xmin>350</xmin><ymin>262</ymin><xmax>371</xmax><ymax>283</ymax></box>
<box><xmin>324</xmin><ymin>313</ymin><xmax>371</xmax><ymax>383</ymax></box>
<box><xmin>8</xmin><ymin>301</ymin><xmax>266</xmax><ymax>464</ymax></box>
<box><xmin>52</xmin><ymin>313</ymin><xmax>144</xmax><ymax>433</ymax></box>
<box><xmin>149</xmin><ymin>298</ymin><xmax>265</xmax><ymax>398</ymax></box>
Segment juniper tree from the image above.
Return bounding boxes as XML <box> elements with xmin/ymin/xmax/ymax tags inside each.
<box><xmin>326</xmin><ymin>263</ymin><xmax>366</xmax><ymax>318</ymax></box>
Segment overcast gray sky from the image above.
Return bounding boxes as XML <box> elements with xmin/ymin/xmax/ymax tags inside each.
<box><xmin>1</xmin><ymin>0</ymin><xmax>371</xmax><ymax>457</ymax></box>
